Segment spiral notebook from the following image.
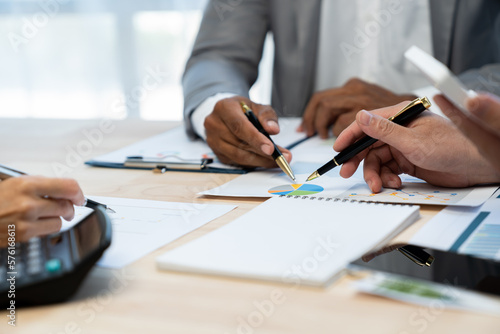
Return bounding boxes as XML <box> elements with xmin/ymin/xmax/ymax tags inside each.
<box><xmin>156</xmin><ymin>196</ymin><xmax>420</xmax><ymax>287</ymax></box>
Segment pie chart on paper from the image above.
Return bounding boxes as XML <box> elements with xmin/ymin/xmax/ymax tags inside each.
<box><xmin>268</xmin><ymin>184</ymin><xmax>324</xmax><ymax>196</ymax></box>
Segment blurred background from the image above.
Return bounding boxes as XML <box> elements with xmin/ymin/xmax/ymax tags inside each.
<box><xmin>1</xmin><ymin>0</ymin><xmax>272</xmax><ymax>121</ymax></box>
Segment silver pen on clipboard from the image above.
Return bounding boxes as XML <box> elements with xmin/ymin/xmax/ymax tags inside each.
<box><xmin>124</xmin><ymin>156</ymin><xmax>213</xmax><ymax>173</ymax></box>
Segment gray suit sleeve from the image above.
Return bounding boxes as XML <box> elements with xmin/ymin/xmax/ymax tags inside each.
<box><xmin>459</xmin><ymin>64</ymin><xmax>500</xmax><ymax>97</ymax></box>
<box><xmin>453</xmin><ymin>1</ymin><xmax>500</xmax><ymax>97</ymax></box>
<box><xmin>183</xmin><ymin>0</ymin><xmax>270</xmax><ymax>138</ymax></box>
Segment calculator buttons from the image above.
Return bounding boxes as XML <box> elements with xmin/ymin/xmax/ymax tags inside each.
<box><xmin>15</xmin><ymin>262</ymin><xmax>25</xmax><ymax>278</ymax></box>
<box><xmin>26</xmin><ymin>260</ymin><xmax>44</xmax><ymax>275</ymax></box>
<box><xmin>28</xmin><ymin>237</ymin><xmax>41</xmax><ymax>249</ymax></box>
<box><xmin>25</xmin><ymin>237</ymin><xmax>44</xmax><ymax>276</ymax></box>
<box><xmin>0</xmin><ymin>266</ymin><xmax>6</xmax><ymax>282</ymax></box>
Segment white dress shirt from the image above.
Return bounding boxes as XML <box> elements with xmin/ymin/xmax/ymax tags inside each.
<box><xmin>191</xmin><ymin>0</ymin><xmax>437</xmax><ymax>139</ymax></box>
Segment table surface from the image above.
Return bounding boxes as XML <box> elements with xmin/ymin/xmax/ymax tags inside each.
<box><xmin>0</xmin><ymin>118</ymin><xmax>498</xmax><ymax>334</ymax></box>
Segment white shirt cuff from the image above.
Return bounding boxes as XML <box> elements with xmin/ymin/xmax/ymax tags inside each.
<box><xmin>412</xmin><ymin>85</ymin><xmax>444</xmax><ymax>117</ymax></box>
<box><xmin>191</xmin><ymin>93</ymin><xmax>237</xmax><ymax>140</ymax></box>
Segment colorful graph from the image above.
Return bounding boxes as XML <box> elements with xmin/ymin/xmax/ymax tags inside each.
<box><xmin>337</xmin><ymin>184</ymin><xmax>467</xmax><ymax>204</ymax></box>
<box><xmin>268</xmin><ymin>184</ymin><xmax>324</xmax><ymax>196</ymax></box>
<box><xmin>454</xmin><ymin>211</ymin><xmax>500</xmax><ymax>260</ymax></box>
<box><xmin>350</xmin><ymin>190</ymin><xmax>457</xmax><ymax>202</ymax></box>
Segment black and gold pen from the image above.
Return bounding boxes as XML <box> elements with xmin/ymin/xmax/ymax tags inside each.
<box><xmin>398</xmin><ymin>245</ymin><xmax>434</xmax><ymax>267</ymax></box>
<box><xmin>306</xmin><ymin>97</ymin><xmax>431</xmax><ymax>182</ymax></box>
<box><xmin>240</xmin><ymin>102</ymin><xmax>296</xmax><ymax>182</ymax></box>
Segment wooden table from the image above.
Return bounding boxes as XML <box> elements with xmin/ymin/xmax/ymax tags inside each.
<box><xmin>1</xmin><ymin>119</ymin><xmax>498</xmax><ymax>334</ymax></box>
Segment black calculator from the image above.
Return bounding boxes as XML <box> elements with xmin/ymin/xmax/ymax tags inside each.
<box><xmin>1</xmin><ymin>206</ymin><xmax>112</xmax><ymax>307</ymax></box>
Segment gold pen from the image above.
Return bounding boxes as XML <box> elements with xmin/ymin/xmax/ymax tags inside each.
<box><xmin>307</xmin><ymin>97</ymin><xmax>431</xmax><ymax>182</ymax></box>
<box><xmin>240</xmin><ymin>102</ymin><xmax>296</xmax><ymax>182</ymax></box>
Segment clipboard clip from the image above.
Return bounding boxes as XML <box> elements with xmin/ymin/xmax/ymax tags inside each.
<box><xmin>124</xmin><ymin>156</ymin><xmax>213</xmax><ymax>173</ymax></box>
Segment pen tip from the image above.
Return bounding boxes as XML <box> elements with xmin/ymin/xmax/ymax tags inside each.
<box><xmin>306</xmin><ymin>171</ymin><xmax>319</xmax><ymax>182</ymax></box>
<box><xmin>240</xmin><ymin>101</ymin><xmax>251</xmax><ymax>112</ymax></box>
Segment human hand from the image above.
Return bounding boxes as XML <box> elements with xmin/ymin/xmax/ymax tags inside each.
<box><xmin>204</xmin><ymin>96</ymin><xmax>292</xmax><ymax>168</ymax></box>
<box><xmin>299</xmin><ymin>78</ymin><xmax>417</xmax><ymax>138</ymax></box>
<box><xmin>0</xmin><ymin>176</ymin><xmax>85</xmax><ymax>246</ymax></box>
<box><xmin>333</xmin><ymin>103</ymin><xmax>499</xmax><ymax>193</ymax></box>
<box><xmin>435</xmin><ymin>93</ymin><xmax>500</xmax><ymax>174</ymax></box>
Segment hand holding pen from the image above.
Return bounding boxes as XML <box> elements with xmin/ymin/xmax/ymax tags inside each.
<box><xmin>204</xmin><ymin>96</ymin><xmax>293</xmax><ymax>168</ymax></box>
<box><xmin>240</xmin><ymin>102</ymin><xmax>296</xmax><ymax>182</ymax></box>
<box><xmin>326</xmin><ymin>97</ymin><xmax>496</xmax><ymax>192</ymax></box>
<box><xmin>0</xmin><ymin>164</ymin><xmax>115</xmax><ymax>213</ymax></box>
<box><xmin>307</xmin><ymin>98</ymin><xmax>431</xmax><ymax>182</ymax></box>
<box><xmin>0</xmin><ymin>175</ymin><xmax>85</xmax><ymax>245</ymax></box>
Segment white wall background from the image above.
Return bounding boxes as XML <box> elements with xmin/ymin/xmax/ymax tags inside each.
<box><xmin>0</xmin><ymin>0</ymin><xmax>273</xmax><ymax>121</ymax></box>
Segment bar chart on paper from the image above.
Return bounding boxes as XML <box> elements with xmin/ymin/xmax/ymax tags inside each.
<box><xmin>452</xmin><ymin>211</ymin><xmax>500</xmax><ymax>259</ymax></box>
<box><xmin>411</xmin><ymin>190</ymin><xmax>500</xmax><ymax>260</ymax></box>
<box><xmin>340</xmin><ymin>184</ymin><xmax>465</xmax><ymax>204</ymax></box>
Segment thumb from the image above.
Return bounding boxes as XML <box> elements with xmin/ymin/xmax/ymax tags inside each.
<box><xmin>356</xmin><ymin>110</ymin><xmax>411</xmax><ymax>150</ymax></box>
<box><xmin>467</xmin><ymin>94</ymin><xmax>500</xmax><ymax>132</ymax></box>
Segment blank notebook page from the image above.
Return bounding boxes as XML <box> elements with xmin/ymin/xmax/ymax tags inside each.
<box><xmin>156</xmin><ymin>196</ymin><xmax>420</xmax><ymax>286</ymax></box>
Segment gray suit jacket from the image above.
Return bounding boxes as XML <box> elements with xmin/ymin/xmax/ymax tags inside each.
<box><xmin>183</xmin><ymin>0</ymin><xmax>500</xmax><ymax>138</ymax></box>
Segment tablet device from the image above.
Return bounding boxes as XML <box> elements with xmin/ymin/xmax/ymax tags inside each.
<box><xmin>348</xmin><ymin>244</ymin><xmax>500</xmax><ymax>297</ymax></box>
<box><xmin>405</xmin><ymin>45</ymin><xmax>477</xmax><ymax>114</ymax></box>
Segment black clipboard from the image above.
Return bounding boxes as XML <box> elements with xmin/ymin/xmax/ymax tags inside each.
<box><xmin>85</xmin><ymin>124</ymin><xmax>311</xmax><ymax>175</ymax></box>
<box><xmin>85</xmin><ymin>157</ymin><xmax>250</xmax><ymax>174</ymax></box>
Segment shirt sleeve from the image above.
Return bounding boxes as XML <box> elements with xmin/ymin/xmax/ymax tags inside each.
<box><xmin>190</xmin><ymin>92</ymin><xmax>237</xmax><ymax>140</ymax></box>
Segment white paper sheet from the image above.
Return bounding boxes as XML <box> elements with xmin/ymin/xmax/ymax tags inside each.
<box><xmin>62</xmin><ymin>196</ymin><xmax>237</xmax><ymax>268</ymax></box>
<box><xmin>88</xmin><ymin>118</ymin><xmax>306</xmax><ymax>170</ymax></box>
<box><xmin>157</xmin><ymin>196</ymin><xmax>419</xmax><ymax>286</ymax></box>
<box><xmin>200</xmin><ymin>161</ymin><xmax>498</xmax><ymax>206</ymax></box>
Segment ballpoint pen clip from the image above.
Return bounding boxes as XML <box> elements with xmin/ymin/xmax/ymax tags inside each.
<box><xmin>388</xmin><ymin>97</ymin><xmax>431</xmax><ymax>121</ymax></box>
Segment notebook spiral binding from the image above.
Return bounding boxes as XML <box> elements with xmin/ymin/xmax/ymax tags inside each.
<box><xmin>278</xmin><ymin>194</ymin><xmax>401</xmax><ymax>205</ymax></box>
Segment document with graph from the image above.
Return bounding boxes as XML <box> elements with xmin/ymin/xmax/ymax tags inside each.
<box><xmin>63</xmin><ymin>196</ymin><xmax>236</xmax><ymax>268</ymax></box>
<box><xmin>411</xmin><ymin>189</ymin><xmax>500</xmax><ymax>260</ymax></box>
<box><xmin>200</xmin><ymin>160</ymin><xmax>498</xmax><ymax>206</ymax></box>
